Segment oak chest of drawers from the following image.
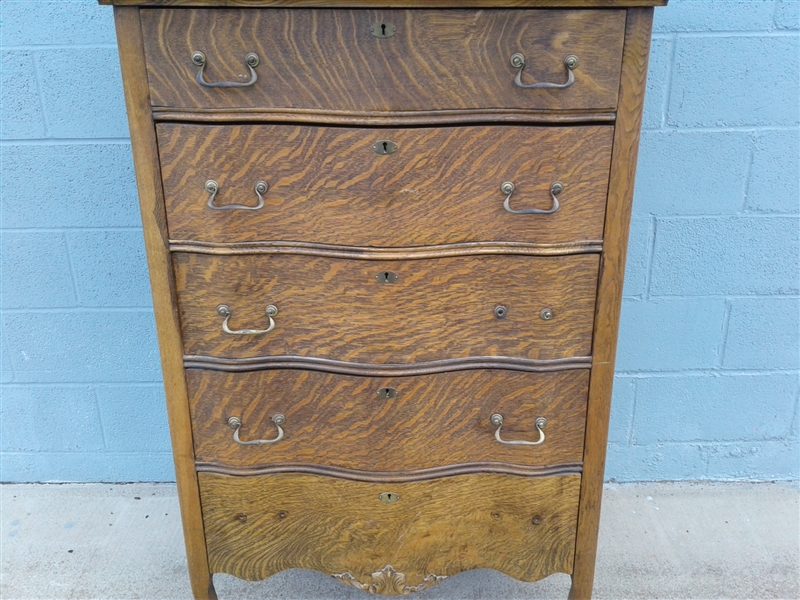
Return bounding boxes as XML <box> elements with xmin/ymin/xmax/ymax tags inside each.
<box><xmin>102</xmin><ymin>0</ymin><xmax>664</xmax><ymax>597</ymax></box>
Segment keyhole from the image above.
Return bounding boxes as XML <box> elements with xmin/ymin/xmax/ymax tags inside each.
<box><xmin>383</xmin><ymin>142</ymin><xmax>388</xmax><ymax>153</ymax></box>
<box><xmin>384</xmin><ymin>272</ymin><xmax>389</xmax><ymax>281</ymax></box>
<box><xmin>381</xmin><ymin>23</ymin><xmax>386</xmax><ymax>36</ymax></box>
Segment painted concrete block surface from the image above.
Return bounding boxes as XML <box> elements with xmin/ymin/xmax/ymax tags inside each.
<box><xmin>0</xmin><ymin>0</ymin><xmax>798</xmax><ymax>482</ymax></box>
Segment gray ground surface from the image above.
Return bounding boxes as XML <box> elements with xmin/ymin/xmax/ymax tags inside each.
<box><xmin>1</xmin><ymin>481</ymin><xmax>797</xmax><ymax>599</ymax></box>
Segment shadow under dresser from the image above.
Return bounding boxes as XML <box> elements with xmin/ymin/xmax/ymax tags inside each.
<box><xmin>99</xmin><ymin>1</ymin><xmax>666</xmax><ymax>597</ymax></box>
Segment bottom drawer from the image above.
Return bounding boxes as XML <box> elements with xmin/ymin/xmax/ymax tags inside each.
<box><xmin>199</xmin><ymin>472</ymin><xmax>579</xmax><ymax>588</ymax></box>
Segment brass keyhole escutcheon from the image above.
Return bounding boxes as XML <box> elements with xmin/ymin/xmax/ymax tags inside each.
<box><xmin>370</xmin><ymin>22</ymin><xmax>397</xmax><ymax>38</ymax></box>
<box><xmin>379</xmin><ymin>492</ymin><xmax>400</xmax><ymax>504</ymax></box>
<box><xmin>377</xmin><ymin>387</ymin><xmax>398</xmax><ymax>399</ymax></box>
<box><xmin>376</xmin><ymin>271</ymin><xmax>399</xmax><ymax>284</ymax></box>
<box><xmin>373</xmin><ymin>140</ymin><xmax>398</xmax><ymax>155</ymax></box>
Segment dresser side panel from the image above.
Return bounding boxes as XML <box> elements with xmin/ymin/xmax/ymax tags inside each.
<box><xmin>569</xmin><ymin>7</ymin><xmax>654</xmax><ymax>600</ymax></box>
<box><xmin>112</xmin><ymin>7</ymin><xmax>215</xmax><ymax>599</ymax></box>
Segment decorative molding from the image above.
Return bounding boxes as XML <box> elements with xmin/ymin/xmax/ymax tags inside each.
<box><xmin>332</xmin><ymin>565</ymin><xmax>447</xmax><ymax>596</ymax></box>
<box><xmin>183</xmin><ymin>354</ymin><xmax>593</xmax><ymax>375</ymax></box>
<box><xmin>194</xmin><ymin>461</ymin><xmax>583</xmax><ymax>482</ymax></box>
<box><xmin>169</xmin><ymin>239</ymin><xmax>603</xmax><ymax>259</ymax></box>
<box><xmin>153</xmin><ymin>107</ymin><xmax>616</xmax><ymax>126</ymax></box>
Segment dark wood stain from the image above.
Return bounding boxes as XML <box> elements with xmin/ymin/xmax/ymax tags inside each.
<box><xmin>141</xmin><ymin>9</ymin><xmax>626</xmax><ymax>112</ymax></box>
<box><xmin>158</xmin><ymin>123</ymin><xmax>613</xmax><ymax>247</ymax></box>
<box><xmin>173</xmin><ymin>252</ymin><xmax>600</xmax><ymax>362</ymax></box>
<box><xmin>199</xmin><ymin>472</ymin><xmax>581</xmax><ymax>583</ymax></box>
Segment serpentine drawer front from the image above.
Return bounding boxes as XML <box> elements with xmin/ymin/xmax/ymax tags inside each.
<box><xmin>188</xmin><ymin>369</ymin><xmax>590</xmax><ymax>471</ymax></box>
<box><xmin>141</xmin><ymin>9</ymin><xmax>626</xmax><ymax>113</ymax></box>
<box><xmin>174</xmin><ymin>252</ymin><xmax>599</xmax><ymax>362</ymax></box>
<box><xmin>105</xmin><ymin>0</ymin><xmax>663</xmax><ymax>598</ymax></box>
<box><xmin>158</xmin><ymin>123</ymin><xmax>613</xmax><ymax>247</ymax></box>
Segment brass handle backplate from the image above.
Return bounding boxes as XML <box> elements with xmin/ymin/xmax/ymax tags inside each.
<box><xmin>228</xmin><ymin>414</ymin><xmax>285</xmax><ymax>445</ymax></box>
<box><xmin>490</xmin><ymin>414</ymin><xmax>547</xmax><ymax>446</ymax></box>
<box><xmin>192</xmin><ymin>51</ymin><xmax>259</xmax><ymax>88</ymax></box>
<box><xmin>511</xmin><ymin>53</ymin><xmax>578</xmax><ymax>89</ymax></box>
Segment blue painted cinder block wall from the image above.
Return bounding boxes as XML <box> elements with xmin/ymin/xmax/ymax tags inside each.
<box><xmin>1</xmin><ymin>0</ymin><xmax>798</xmax><ymax>482</ymax></box>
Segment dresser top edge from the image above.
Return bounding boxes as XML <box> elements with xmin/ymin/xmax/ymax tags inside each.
<box><xmin>99</xmin><ymin>0</ymin><xmax>667</xmax><ymax>7</ymax></box>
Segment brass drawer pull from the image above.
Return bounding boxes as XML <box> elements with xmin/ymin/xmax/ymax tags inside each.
<box><xmin>205</xmin><ymin>180</ymin><xmax>268</xmax><ymax>211</ymax></box>
<box><xmin>510</xmin><ymin>53</ymin><xmax>578</xmax><ymax>90</ymax></box>
<box><xmin>217</xmin><ymin>304</ymin><xmax>278</xmax><ymax>335</ymax></box>
<box><xmin>490</xmin><ymin>414</ymin><xmax>547</xmax><ymax>446</ymax></box>
<box><xmin>228</xmin><ymin>414</ymin><xmax>285</xmax><ymax>445</ymax></box>
<box><xmin>501</xmin><ymin>181</ymin><xmax>562</xmax><ymax>215</ymax></box>
<box><xmin>191</xmin><ymin>51</ymin><xmax>259</xmax><ymax>88</ymax></box>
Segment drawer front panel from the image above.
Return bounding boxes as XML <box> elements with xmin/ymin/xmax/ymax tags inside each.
<box><xmin>200</xmin><ymin>472</ymin><xmax>579</xmax><ymax>583</ymax></box>
<box><xmin>141</xmin><ymin>8</ymin><xmax>625</xmax><ymax>112</ymax></box>
<box><xmin>174</xmin><ymin>253</ymin><xmax>599</xmax><ymax>362</ymax></box>
<box><xmin>158</xmin><ymin>123</ymin><xmax>612</xmax><ymax>246</ymax></box>
<box><xmin>189</xmin><ymin>369</ymin><xmax>588</xmax><ymax>471</ymax></box>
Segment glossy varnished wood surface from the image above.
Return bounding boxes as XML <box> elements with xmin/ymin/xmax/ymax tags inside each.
<box><xmin>112</xmin><ymin>7</ymin><xmax>216</xmax><ymax>599</ymax></box>
<box><xmin>189</xmin><ymin>368</ymin><xmax>588</xmax><ymax>470</ymax></box>
<box><xmin>141</xmin><ymin>9</ymin><xmax>626</xmax><ymax>112</ymax></box>
<box><xmin>158</xmin><ymin>124</ymin><xmax>612</xmax><ymax>246</ymax></box>
<box><xmin>174</xmin><ymin>252</ymin><xmax>600</xmax><ymax>362</ymax></box>
<box><xmin>199</xmin><ymin>472</ymin><xmax>580</xmax><ymax>583</ymax></box>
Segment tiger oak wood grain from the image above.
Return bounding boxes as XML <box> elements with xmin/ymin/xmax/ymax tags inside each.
<box><xmin>141</xmin><ymin>9</ymin><xmax>626</xmax><ymax>112</ymax></box>
<box><xmin>158</xmin><ymin>124</ymin><xmax>613</xmax><ymax>246</ymax></box>
<box><xmin>569</xmin><ymin>9</ymin><xmax>653</xmax><ymax>600</ymax></box>
<box><xmin>112</xmin><ymin>7</ymin><xmax>216</xmax><ymax>599</ymax></box>
<box><xmin>188</xmin><ymin>368</ymin><xmax>588</xmax><ymax>470</ymax></box>
<box><xmin>174</xmin><ymin>252</ymin><xmax>600</xmax><ymax>362</ymax></box>
<box><xmin>199</xmin><ymin>472</ymin><xmax>580</xmax><ymax>583</ymax></box>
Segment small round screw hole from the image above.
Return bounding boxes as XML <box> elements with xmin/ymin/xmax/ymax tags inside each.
<box><xmin>492</xmin><ymin>512</ymin><xmax>500</xmax><ymax>519</ymax></box>
<box><xmin>532</xmin><ymin>515</ymin><xmax>542</xmax><ymax>525</ymax></box>
<box><xmin>494</xmin><ymin>305</ymin><xmax>508</xmax><ymax>319</ymax></box>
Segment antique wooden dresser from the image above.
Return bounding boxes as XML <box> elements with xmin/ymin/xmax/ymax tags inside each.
<box><xmin>101</xmin><ymin>0</ymin><xmax>664</xmax><ymax>597</ymax></box>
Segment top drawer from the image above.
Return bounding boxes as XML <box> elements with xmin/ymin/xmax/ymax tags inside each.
<box><xmin>141</xmin><ymin>8</ymin><xmax>626</xmax><ymax>113</ymax></box>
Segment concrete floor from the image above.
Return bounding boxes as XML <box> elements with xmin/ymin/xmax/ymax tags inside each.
<box><xmin>0</xmin><ymin>482</ymin><xmax>797</xmax><ymax>600</ymax></box>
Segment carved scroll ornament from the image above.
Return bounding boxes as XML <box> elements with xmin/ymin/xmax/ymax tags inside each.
<box><xmin>332</xmin><ymin>564</ymin><xmax>447</xmax><ymax>596</ymax></box>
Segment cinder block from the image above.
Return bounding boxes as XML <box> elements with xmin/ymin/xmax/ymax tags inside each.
<box><xmin>1</xmin><ymin>339</ymin><xmax>13</xmax><ymax>384</ymax></box>
<box><xmin>616</xmin><ymin>298</ymin><xmax>726</xmax><ymax>372</ymax></box>
<box><xmin>641</xmin><ymin>38</ymin><xmax>671</xmax><ymax>131</ymax></box>
<box><xmin>0</xmin><ymin>0</ymin><xmax>117</xmax><ymax>46</ymax></box>
<box><xmin>605</xmin><ymin>442</ymin><xmax>707</xmax><ymax>482</ymax></box>
<box><xmin>653</xmin><ymin>0</ymin><xmax>776</xmax><ymax>33</ymax></box>
<box><xmin>650</xmin><ymin>217</ymin><xmax>800</xmax><ymax>296</ymax></box>
<box><xmin>608</xmin><ymin>378</ymin><xmax>636</xmax><ymax>444</ymax></box>
<box><xmin>745</xmin><ymin>129</ymin><xmax>800</xmax><ymax>214</ymax></box>
<box><xmin>634</xmin><ymin>131</ymin><xmax>751</xmax><ymax>215</ymax></box>
<box><xmin>95</xmin><ymin>385</ymin><xmax>170</xmax><ymax>452</ymax></box>
<box><xmin>1</xmin><ymin>232</ymin><xmax>77</xmax><ymax>309</ymax></box>
<box><xmin>0</xmin><ymin>144</ymin><xmax>140</xmax><ymax>228</ymax></box>
<box><xmin>0</xmin><ymin>385</ymin><xmax>104</xmax><ymax>452</ymax></box>
<box><xmin>36</xmin><ymin>48</ymin><xmax>128</xmax><ymax>138</ymax></box>
<box><xmin>775</xmin><ymin>0</ymin><xmax>800</xmax><ymax>30</ymax></box>
<box><xmin>668</xmin><ymin>36</ymin><xmax>800</xmax><ymax>127</ymax></box>
<box><xmin>1</xmin><ymin>452</ymin><xmax>175</xmax><ymax>483</ymax></box>
<box><xmin>724</xmin><ymin>298</ymin><xmax>800</xmax><ymax>370</ymax></box>
<box><xmin>0</xmin><ymin>51</ymin><xmax>45</xmax><ymax>139</ymax></box>
<box><xmin>622</xmin><ymin>218</ymin><xmax>651</xmax><ymax>298</ymax></box>
<box><xmin>68</xmin><ymin>230</ymin><xmax>152</xmax><ymax>307</ymax></box>
<box><xmin>2</xmin><ymin>311</ymin><xmax>162</xmax><ymax>383</ymax></box>
<box><xmin>633</xmin><ymin>374</ymin><xmax>799</xmax><ymax>444</ymax></box>
<box><xmin>0</xmin><ymin>454</ymin><xmax>38</xmax><ymax>483</ymax></box>
<box><xmin>705</xmin><ymin>440</ymin><xmax>799</xmax><ymax>480</ymax></box>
